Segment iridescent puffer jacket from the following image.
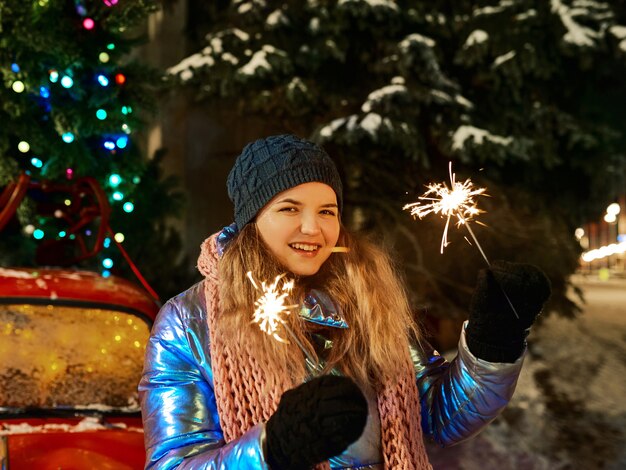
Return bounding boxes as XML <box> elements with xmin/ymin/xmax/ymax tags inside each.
<box><xmin>139</xmin><ymin>281</ymin><xmax>524</xmax><ymax>469</ymax></box>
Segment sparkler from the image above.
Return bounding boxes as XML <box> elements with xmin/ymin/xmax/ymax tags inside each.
<box><xmin>403</xmin><ymin>162</ymin><xmax>519</xmax><ymax>319</ymax></box>
<box><xmin>403</xmin><ymin>162</ymin><xmax>486</xmax><ymax>255</ymax></box>
<box><xmin>247</xmin><ymin>271</ymin><xmax>321</xmax><ymax>372</ymax></box>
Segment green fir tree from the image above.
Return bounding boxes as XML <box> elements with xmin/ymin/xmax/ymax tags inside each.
<box><xmin>0</xmin><ymin>0</ymin><xmax>191</xmax><ymax>300</ymax></box>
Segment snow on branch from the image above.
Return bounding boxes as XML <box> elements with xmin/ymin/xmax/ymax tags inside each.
<box><xmin>318</xmin><ymin>113</ymin><xmax>393</xmax><ymax>139</ymax></box>
<box><xmin>238</xmin><ymin>45</ymin><xmax>286</xmax><ymax>76</ymax></box>
<box><xmin>452</xmin><ymin>125</ymin><xmax>513</xmax><ymax>151</ymax></box>
<box><xmin>610</xmin><ymin>25</ymin><xmax>626</xmax><ymax>39</ymax></box>
<box><xmin>399</xmin><ymin>33</ymin><xmax>436</xmax><ymax>50</ymax></box>
<box><xmin>319</xmin><ymin>116</ymin><xmax>349</xmax><ymax>138</ymax></box>
<box><xmin>551</xmin><ymin>0</ymin><xmax>603</xmax><ymax>47</ymax></box>
<box><xmin>239</xmin><ymin>50</ymin><xmax>270</xmax><ymax>76</ymax></box>
<box><xmin>267</xmin><ymin>9</ymin><xmax>289</xmax><ymax>27</ymax></box>
<box><xmin>167</xmin><ymin>28</ymin><xmax>251</xmax><ymax>82</ymax></box>
<box><xmin>610</xmin><ymin>25</ymin><xmax>626</xmax><ymax>52</ymax></box>
<box><xmin>455</xmin><ymin>95</ymin><xmax>474</xmax><ymax>109</ymax></box>
<box><xmin>360</xmin><ymin>113</ymin><xmax>384</xmax><ymax>136</ymax></box>
<box><xmin>0</xmin><ymin>416</ymin><xmax>141</xmax><ymax>435</ymax></box>
<box><xmin>337</xmin><ymin>0</ymin><xmax>399</xmax><ymax>11</ymax></box>
<box><xmin>493</xmin><ymin>50</ymin><xmax>516</xmax><ymax>68</ymax></box>
<box><xmin>463</xmin><ymin>30</ymin><xmax>489</xmax><ymax>49</ymax></box>
<box><xmin>430</xmin><ymin>90</ymin><xmax>473</xmax><ymax>108</ymax></box>
<box><xmin>230</xmin><ymin>29</ymin><xmax>251</xmax><ymax>42</ymax></box>
<box><xmin>515</xmin><ymin>9</ymin><xmax>537</xmax><ymax>21</ymax></box>
<box><xmin>361</xmin><ymin>83</ymin><xmax>408</xmax><ymax>113</ymax></box>
<box><xmin>236</xmin><ymin>0</ymin><xmax>266</xmax><ymax>15</ymax></box>
<box><xmin>473</xmin><ymin>0</ymin><xmax>516</xmax><ymax>18</ymax></box>
<box><xmin>167</xmin><ymin>48</ymin><xmax>215</xmax><ymax>81</ymax></box>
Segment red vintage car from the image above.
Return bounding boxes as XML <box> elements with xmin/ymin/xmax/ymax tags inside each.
<box><xmin>0</xmin><ymin>267</ymin><xmax>159</xmax><ymax>470</ymax></box>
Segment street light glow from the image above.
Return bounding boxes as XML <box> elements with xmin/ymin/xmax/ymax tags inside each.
<box><xmin>581</xmin><ymin>241</ymin><xmax>626</xmax><ymax>262</ymax></box>
<box><xmin>606</xmin><ymin>203</ymin><xmax>621</xmax><ymax>216</ymax></box>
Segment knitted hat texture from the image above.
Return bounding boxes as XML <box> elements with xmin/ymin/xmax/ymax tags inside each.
<box><xmin>227</xmin><ymin>134</ymin><xmax>343</xmax><ymax>229</ymax></box>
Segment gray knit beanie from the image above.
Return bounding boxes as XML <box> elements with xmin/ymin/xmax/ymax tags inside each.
<box><xmin>227</xmin><ymin>134</ymin><xmax>343</xmax><ymax>230</ymax></box>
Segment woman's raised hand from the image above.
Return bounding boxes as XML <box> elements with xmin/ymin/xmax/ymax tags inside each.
<box><xmin>466</xmin><ymin>260</ymin><xmax>552</xmax><ymax>363</ymax></box>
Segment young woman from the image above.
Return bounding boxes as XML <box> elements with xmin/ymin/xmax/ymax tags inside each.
<box><xmin>139</xmin><ymin>134</ymin><xmax>551</xmax><ymax>469</ymax></box>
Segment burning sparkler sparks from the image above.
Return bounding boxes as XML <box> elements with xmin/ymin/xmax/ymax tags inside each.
<box><xmin>247</xmin><ymin>271</ymin><xmax>296</xmax><ymax>343</ymax></box>
<box><xmin>403</xmin><ymin>163</ymin><xmax>519</xmax><ymax>319</ymax></box>
<box><xmin>403</xmin><ymin>162</ymin><xmax>486</xmax><ymax>254</ymax></box>
<box><xmin>247</xmin><ymin>271</ymin><xmax>322</xmax><ymax>370</ymax></box>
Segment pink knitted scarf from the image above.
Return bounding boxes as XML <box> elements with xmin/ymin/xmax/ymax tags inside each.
<box><xmin>198</xmin><ymin>235</ymin><xmax>432</xmax><ymax>469</ymax></box>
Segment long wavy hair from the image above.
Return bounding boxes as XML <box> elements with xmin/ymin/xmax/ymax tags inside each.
<box><xmin>217</xmin><ymin>223</ymin><xmax>422</xmax><ymax>389</ymax></box>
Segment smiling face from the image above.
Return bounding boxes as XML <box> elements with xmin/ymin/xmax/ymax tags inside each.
<box><xmin>255</xmin><ymin>182</ymin><xmax>341</xmax><ymax>276</ymax></box>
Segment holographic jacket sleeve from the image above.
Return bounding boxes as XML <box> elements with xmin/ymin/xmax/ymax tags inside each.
<box><xmin>139</xmin><ymin>282</ymin><xmax>524</xmax><ymax>469</ymax></box>
<box><xmin>411</xmin><ymin>323</ymin><xmax>524</xmax><ymax>446</ymax></box>
<box><xmin>139</xmin><ymin>283</ymin><xmax>270</xmax><ymax>470</ymax></box>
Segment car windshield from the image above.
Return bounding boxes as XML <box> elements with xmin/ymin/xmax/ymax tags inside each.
<box><xmin>0</xmin><ymin>303</ymin><xmax>150</xmax><ymax>413</ymax></box>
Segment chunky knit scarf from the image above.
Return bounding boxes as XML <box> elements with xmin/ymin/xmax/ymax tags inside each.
<box><xmin>198</xmin><ymin>234</ymin><xmax>432</xmax><ymax>469</ymax></box>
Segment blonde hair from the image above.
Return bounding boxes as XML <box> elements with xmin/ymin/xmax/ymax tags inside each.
<box><xmin>217</xmin><ymin>223</ymin><xmax>422</xmax><ymax>389</ymax></box>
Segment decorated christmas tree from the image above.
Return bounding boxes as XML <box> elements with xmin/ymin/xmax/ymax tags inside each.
<box><xmin>169</xmin><ymin>0</ymin><xmax>626</xmax><ymax>317</ymax></box>
<box><xmin>0</xmin><ymin>0</ymin><xmax>190</xmax><ymax>299</ymax></box>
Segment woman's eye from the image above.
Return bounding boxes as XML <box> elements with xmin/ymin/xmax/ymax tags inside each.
<box><xmin>321</xmin><ymin>209</ymin><xmax>336</xmax><ymax>216</ymax></box>
<box><xmin>279</xmin><ymin>207</ymin><xmax>297</xmax><ymax>212</ymax></box>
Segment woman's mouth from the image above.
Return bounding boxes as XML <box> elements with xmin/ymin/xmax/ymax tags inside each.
<box><xmin>289</xmin><ymin>243</ymin><xmax>320</xmax><ymax>253</ymax></box>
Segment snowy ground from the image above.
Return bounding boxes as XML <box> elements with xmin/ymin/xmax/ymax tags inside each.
<box><xmin>425</xmin><ymin>276</ymin><xmax>626</xmax><ymax>470</ymax></box>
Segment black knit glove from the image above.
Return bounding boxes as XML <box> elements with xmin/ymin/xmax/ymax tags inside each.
<box><xmin>466</xmin><ymin>260</ymin><xmax>551</xmax><ymax>363</ymax></box>
<box><xmin>265</xmin><ymin>375</ymin><xmax>368</xmax><ymax>470</ymax></box>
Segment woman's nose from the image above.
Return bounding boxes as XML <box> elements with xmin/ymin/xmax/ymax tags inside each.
<box><xmin>300</xmin><ymin>213</ymin><xmax>321</xmax><ymax>235</ymax></box>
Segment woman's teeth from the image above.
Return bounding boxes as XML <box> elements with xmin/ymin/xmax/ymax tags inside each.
<box><xmin>290</xmin><ymin>243</ymin><xmax>318</xmax><ymax>252</ymax></box>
